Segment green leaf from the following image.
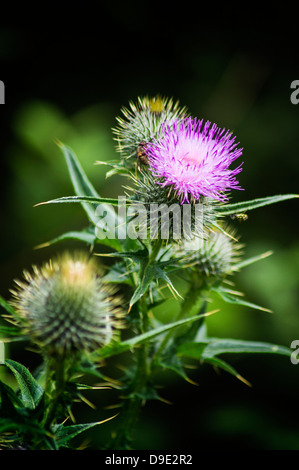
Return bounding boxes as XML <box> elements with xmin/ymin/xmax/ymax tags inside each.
<box><xmin>0</xmin><ymin>417</ymin><xmax>51</xmax><ymax>437</ymax></box>
<box><xmin>53</xmin><ymin>417</ymin><xmax>116</xmax><ymax>446</ymax></box>
<box><xmin>0</xmin><ymin>380</ymin><xmax>23</xmax><ymax>408</ymax></box>
<box><xmin>59</xmin><ymin>143</ymin><xmax>102</xmax><ymax>219</ymax></box>
<box><xmin>35</xmin><ymin>228</ymin><xmax>97</xmax><ymax>249</ymax></box>
<box><xmin>178</xmin><ymin>338</ymin><xmax>291</xmax><ymax>385</ymax></box>
<box><xmin>96</xmin><ymin>247</ymin><xmax>148</xmax><ymax>262</ymax></box>
<box><xmin>5</xmin><ymin>360</ymin><xmax>44</xmax><ymax>410</ymax></box>
<box><xmin>203</xmin><ymin>356</ymin><xmax>248</xmax><ymax>384</ymax></box>
<box><xmin>217</xmin><ymin>194</ymin><xmax>298</xmax><ymax>216</ymax></box>
<box><xmin>98</xmin><ymin>311</ymin><xmax>216</xmax><ymax>360</ymax></box>
<box><xmin>102</xmin><ymin>262</ymin><xmax>132</xmax><ymax>285</ymax></box>
<box><xmin>202</xmin><ymin>338</ymin><xmax>291</xmax><ymax>358</ymax></box>
<box><xmin>213</xmin><ymin>286</ymin><xmax>272</xmax><ymax>313</ymax></box>
<box><xmin>129</xmin><ymin>262</ymin><xmax>155</xmax><ymax>308</ymax></box>
<box><xmin>233</xmin><ymin>250</ymin><xmax>273</xmax><ymax>270</ymax></box>
<box><xmin>37</xmin><ymin>143</ymin><xmax>124</xmax><ymax>249</ymax></box>
<box><xmin>178</xmin><ymin>338</ymin><xmax>291</xmax><ymax>359</ymax></box>
<box><xmin>158</xmin><ymin>355</ymin><xmax>194</xmax><ymax>383</ymax></box>
<box><xmin>58</xmin><ymin>143</ymin><xmax>119</xmax><ymax>234</ymax></box>
<box><xmin>129</xmin><ymin>258</ymin><xmax>182</xmax><ymax>309</ymax></box>
<box><xmin>0</xmin><ymin>295</ymin><xmax>16</xmax><ymax>316</ymax></box>
<box><xmin>0</xmin><ymin>324</ymin><xmax>21</xmax><ymax>339</ymax></box>
<box><xmin>35</xmin><ymin>195</ymin><xmax>120</xmax><ymax>206</ymax></box>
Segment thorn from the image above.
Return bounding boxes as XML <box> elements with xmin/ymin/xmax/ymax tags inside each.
<box><xmin>260</xmin><ymin>306</ymin><xmax>273</xmax><ymax>314</ymax></box>
<box><xmin>68</xmin><ymin>408</ymin><xmax>76</xmax><ymax>423</ymax></box>
<box><xmin>236</xmin><ymin>374</ymin><xmax>252</xmax><ymax>387</ymax></box>
<box><xmin>184</xmin><ymin>376</ymin><xmax>199</xmax><ymax>386</ymax></box>
<box><xmin>33</xmin><ymin>242</ymin><xmax>50</xmax><ymax>250</ymax></box>
<box><xmin>53</xmin><ymin>138</ymin><xmax>63</xmax><ymax>148</ymax></box>
<box><xmin>204</xmin><ymin>309</ymin><xmax>219</xmax><ymax>317</ymax></box>
<box><xmin>33</xmin><ymin>201</ymin><xmax>48</xmax><ymax>207</ymax></box>
<box><xmin>158</xmin><ymin>396</ymin><xmax>173</xmax><ymax>405</ymax></box>
<box><xmin>97</xmin><ymin>413</ymin><xmax>120</xmax><ymax>425</ymax></box>
<box><xmin>79</xmin><ymin>394</ymin><xmax>97</xmax><ymax>410</ymax></box>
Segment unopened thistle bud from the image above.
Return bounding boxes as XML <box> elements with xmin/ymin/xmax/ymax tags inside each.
<box><xmin>10</xmin><ymin>252</ymin><xmax>124</xmax><ymax>357</ymax></box>
<box><xmin>181</xmin><ymin>228</ymin><xmax>243</xmax><ymax>278</ymax></box>
<box><xmin>113</xmin><ymin>95</ymin><xmax>187</xmax><ymax>165</ymax></box>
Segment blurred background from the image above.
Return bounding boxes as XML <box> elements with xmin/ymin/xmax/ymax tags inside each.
<box><xmin>0</xmin><ymin>20</ymin><xmax>299</xmax><ymax>449</ymax></box>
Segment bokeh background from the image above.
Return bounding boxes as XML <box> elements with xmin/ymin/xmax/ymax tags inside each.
<box><xmin>0</xmin><ymin>21</ymin><xmax>299</xmax><ymax>449</ymax></box>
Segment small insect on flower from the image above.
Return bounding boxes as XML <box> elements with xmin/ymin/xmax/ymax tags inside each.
<box><xmin>230</xmin><ymin>212</ymin><xmax>248</xmax><ymax>222</ymax></box>
<box><xmin>137</xmin><ymin>141</ymin><xmax>149</xmax><ymax>168</ymax></box>
<box><xmin>10</xmin><ymin>252</ymin><xmax>125</xmax><ymax>357</ymax></box>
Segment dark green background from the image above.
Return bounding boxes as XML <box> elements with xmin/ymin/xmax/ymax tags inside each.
<box><xmin>0</xmin><ymin>21</ymin><xmax>299</xmax><ymax>449</ymax></box>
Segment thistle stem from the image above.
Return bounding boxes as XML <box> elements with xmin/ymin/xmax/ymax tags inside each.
<box><xmin>153</xmin><ymin>276</ymin><xmax>207</xmax><ymax>363</ymax></box>
<box><xmin>41</xmin><ymin>357</ymin><xmax>67</xmax><ymax>430</ymax></box>
<box><xmin>111</xmin><ymin>241</ymin><xmax>163</xmax><ymax>449</ymax></box>
<box><xmin>111</xmin><ymin>297</ymin><xmax>149</xmax><ymax>449</ymax></box>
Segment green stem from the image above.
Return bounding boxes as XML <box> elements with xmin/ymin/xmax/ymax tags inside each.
<box><xmin>111</xmin><ymin>297</ymin><xmax>149</xmax><ymax>449</ymax></box>
<box><xmin>41</xmin><ymin>357</ymin><xmax>67</xmax><ymax>430</ymax></box>
<box><xmin>111</xmin><ymin>241</ymin><xmax>162</xmax><ymax>449</ymax></box>
<box><xmin>154</xmin><ymin>275</ymin><xmax>207</xmax><ymax>363</ymax></box>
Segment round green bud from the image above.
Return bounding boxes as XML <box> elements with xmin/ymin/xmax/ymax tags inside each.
<box><xmin>181</xmin><ymin>228</ymin><xmax>243</xmax><ymax>278</ymax></box>
<box><xmin>10</xmin><ymin>252</ymin><xmax>124</xmax><ymax>356</ymax></box>
<box><xmin>113</xmin><ymin>95</ymin><xmax>187</xmax><ymax>165</ymax></box>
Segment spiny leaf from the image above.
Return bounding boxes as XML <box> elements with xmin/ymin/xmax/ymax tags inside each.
<box><xmin>53</xmin><ymin>415</ymin><xmax>117</xmax><ymax>446</ymax></box>
<box><xmin>0</xmin><ymin>295</ymin><xmax>16</xmax><ymax>316</ymax></box>
<box><xmin>98</xmin><ymin>311</ymin><xmax>217</xmax><ymax>360</ymax></box>
<box><xmin>36</xmin><ymin>143</ymin><xmax>124</xmax><ymax>248</ymax></box>
<box><xmin>0</xmin><ymin>324</ymin><xmax>21</xmax><ymax>339</ymax></box>
<box><xmin>128</xmin><ymin>256</ymin><xmax>182</xmax><ymax>309</ymax></box>
<box><xmin>95</xmin><ymin>247</ymin><xmax>148</xmax><ymax>262</ymax></box>
<box><xmin>233</xmin><ymin>250</ymin><xmax>273</xmax><ymax>270</ymax></box>
<box><xmin>0</xmin><ymin>380</ymin><xmax>23</xmax><ymax>408</ymax></box>
<box><xmin>217</xmin><ymin>194</ymin><xmax>298</xmax><ymax>216</ymax></box>
<box><xmin>5</xmin><ymin>360</ymin><xmax>44</xmax><ymax>410</ymax></box>
<box><xmin>34</xmin><ymin>228</ymin><xmax>97</xmax><ymax>249</ymax></box>
<box><xmin>178</xmin><ymin>339</ymin><xmax>291</xmax><ymax>359</ymax></box>
<box><xmin>178</xmin><ymin>338</ymin><xmax>290</xmax><ymax>385</ymax></box>
<box><xmin>203</xmin><ymin>356</ymin><xmax>251</xmax><ymax>386</ymax></box>
<box><xmin>34</xmin><ymin>195</ymin><xmax>120</xmax><ymax>206</ymax></box>
<box><xmin>213</xmin><ymin>286</ymin><xmax>272</xmax><ymax>313</ymax></box>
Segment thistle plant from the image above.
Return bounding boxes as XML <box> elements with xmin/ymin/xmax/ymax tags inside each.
<box><xmin>0</xmin><ymin>95</ymin><xmax>297</xmax><ymax>450</ymax></box>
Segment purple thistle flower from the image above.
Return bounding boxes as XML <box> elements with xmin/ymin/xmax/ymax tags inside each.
<box><xmin>146</xmin><ymin>116</ymin><xmax>244</xmax><ymax>203</ymax></box>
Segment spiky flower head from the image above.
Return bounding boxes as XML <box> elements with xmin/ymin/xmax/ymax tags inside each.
<box><xmin>113</xmin><ymin>95</ymin><xmax>187</xmax><ymax>165</ymax></box>
<box><xmin>126</xmin><ymin>169</ymin><xmax>219</xmax><ymax>242</ymax></box>
<box><xmin>181</xmin><ymin>228</ymin><xmax>243</xmax><ymax>278</ymax></box>
<box><xmin>10</xmin><ymin>252</ymin><xmax>124</xmax><ymax>357</ymax></box>
<box><xmin>146</xmin><ymin>116</ymin><xmax>243</xmax><ymax>204</ymax></box>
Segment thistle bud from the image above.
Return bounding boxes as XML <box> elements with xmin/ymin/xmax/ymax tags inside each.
<box><xmin>10</xmin><ymin>253</ymin><xmax>124</xmax><ymax>357</ymax></box>
<box><xmin>181</xmin><ymin>228</ymin><xmax>243</xmax><ymax>278</ymax></box>
<box><xmin>113</xmin><ymin>95</ymin><xmax>187</xmax><ymax>165</ymax></box>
